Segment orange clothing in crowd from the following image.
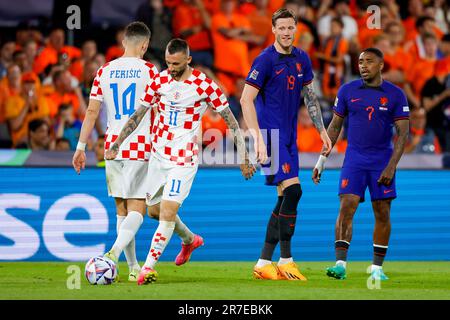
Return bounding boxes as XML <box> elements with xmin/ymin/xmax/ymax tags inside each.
<box><xmin>173</xmin><ymin>3</ymin><xmax>212</xmax><ymax>51</ymax></box>
<box><xmin>45</xmin><ymin>90</ymin><xmax>81</xmax><ymax>118</ymax></box>
<box><xmin>163</xmin><ymin>0</ymin><xmax>182</xmax><ymax>9</ymax></box>
<box><xmin>406</xmin><ymin>58</ymin><xmax>436</xmax><ymax>97</ymax></box>
<box><xmin>247</xmin><ymin>10</ymin><xmax>272</xmax><ymax>62</ymax></box>
<box><xmin>33</xmin><ymin>45</ymin><xmax>81</xmax><ymax>75</ymax></box>
<box><xmin>105</xmin><ymin>45</ymin><xmax>124</xmax><ymax>62</ymax></box>
<box><xmin>203</xmin><ymin>0</ymin><xmax>221</xmax><ymax>15</ymax></box>
<box><xmin>268</xmin><ymin>0</ymin><xmax>284</xmax><ymax>14</ymax></box>
<box><xmin>322</xmin><ymin>36</ymin><xmax>348</xmax><ymax>98</ymax></box>
<box><xmin>297</xmin><ymin>125</ymin><xmax>347</xmax><ymax>153</ymax></box>
<box><xmin>0</xmin><ymin>81</ymin><xmax>20</xmax><ymax>123</ymax></box>
<box><xmin>202</xmin><ymin>109</ymin><xmax>228</xmax><ymax>146</ymax></box>
<box><xmin>69</xmin><ymin>59</ymin><xmax>84</xmax><ymax>81</ymax></box>
<box><xmin>404</xmin><ymin>24</ymin><xmax>444</xmax><ymax>43</ymax></box>
<box><xmin>358</xmin><ymin>28</ymin><xmax>382</xmax><ymax>49</ymax></box>
<box><xmin>211</xmin><ymin>11</ymin><xmax>251</xmax><ymax>78</ymax></box>
<box><xmin>4</xmin><ymin>94</ymin><xmax>49</xmax><ymax>146</ymax></box>
<box><xmin>0</xmin><ymin>86</ymin><xmax>9</xmax><ymax>123</ymax></box>
<box><xmin>293</xmin><ymin>22</ymin><xmax>311</xmax><ymax>47</ymax></box>
<box><xmin>402</xmin><ymin>16</ymin><xmax>416</xmax><ymax>36</ymax></box>
<box><xmin>239</xmin><ymin>2</ymin><xmax>256</xmax><ymax>15</ymax></box>
<box><xmin>297</xmin><ymin>125</ymin><xmax>323</xmax><ymax>152</ymax></box>
<box><xmin>384</xmin><ymin>47</ymin><xmax>413</xmax><ymax>74</ymax></box>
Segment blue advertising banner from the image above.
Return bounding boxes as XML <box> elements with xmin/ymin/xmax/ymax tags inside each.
<box><xmin>1</xmin><ymin>168</ymin><xmax>449</xmax><ymax>262</ymax></box>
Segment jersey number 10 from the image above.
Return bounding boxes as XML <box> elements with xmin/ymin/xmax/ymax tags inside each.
<box><xmin>110</xmin><ymin>83</ymin><xmax>136</xmax><ymax>120</ymax></box>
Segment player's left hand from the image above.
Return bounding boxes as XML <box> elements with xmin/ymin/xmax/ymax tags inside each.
<box><xmin>72</xmin><ymin>150</ymin><xmax>86</xmax><ymax>175</ymax></box>
<box><xmin>105</xmin><ymin>144</ymin><xmax>119</xmax><ymax>160</ymax></box>
<box><xmin>240</xmin><ymin>159</ymin><xmax>256</xmax><ymax>180</ymax></box>
<box><xmin>320</xmin><ymin>130</ymin><xmax>332</xmax><ymax>156</ymax></box>
<box><xmin>378</xmin><ymin>165</ymin><xmax>395</xmax><ymax>186</ymax></box>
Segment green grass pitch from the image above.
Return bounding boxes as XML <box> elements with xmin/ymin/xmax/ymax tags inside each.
<box><xmin>1</xmin><ymin>261</ymin><xmax>449</xmax><ymax>300</ymax></box>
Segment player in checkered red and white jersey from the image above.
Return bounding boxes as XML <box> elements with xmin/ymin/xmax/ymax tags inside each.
<box><xmin>106</xmin><ymin>39</ymin><xmax>256</xmax><ymax>285</ymax></box>
<box><xmin>140</xmin><ymin>66</ymin><xmax>228</xmax><ymax>166</ymax></box>
<box><xmin>73</xmin><ymin>23</ymin><xmax>197</xmax><ymax>282</ymax></box>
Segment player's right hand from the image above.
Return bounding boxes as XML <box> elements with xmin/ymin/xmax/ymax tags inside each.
<box><xmin>105</xmin><ymin>145</ymin><xmax>119</xmax><ymax>160</ymax></box>
<box><xmin>312</xmin><ymin>155</ymin><xmax>327</xmax><ymax>185</ymax></box>
<box><xmin>72</xmin><ymin>150</ymin><xmax>86</xmax><ymax>175</ymax></box>
<box><xmin>254</xmin><ymin>139</ymin><xmax>268</xmax><ymax>165</ymax></box>
<box><xmin>240</xmin><ymin>159</ymin><xmax>256</xmax><ymax>180</ymax></box>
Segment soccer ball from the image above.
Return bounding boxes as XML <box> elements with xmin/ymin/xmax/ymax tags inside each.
<box><xmin>85</xmin><ymin>256</ymin><xmax>117</xmax><ymax>285</ymax></box>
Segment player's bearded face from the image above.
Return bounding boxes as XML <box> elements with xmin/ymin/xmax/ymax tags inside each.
<box><xmin>273</xmin><ymin>18</ymin><xmax>296</xmax><ymax>50</ymax></box>
<box><xmin>166</xmin><ymin>51</ymin><xmax>191</xmax><ymax>79</ymax></box>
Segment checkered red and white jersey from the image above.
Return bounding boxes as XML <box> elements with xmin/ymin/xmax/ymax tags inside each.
<box><xmin>90</xmin><ymin>57</ymin><xmax>158</xmax><ymax>161</ymax></box>
<box><xmin>140</xmin><ymin>68</ymin><xmax>229</xmax><ymax>166</ymax></box>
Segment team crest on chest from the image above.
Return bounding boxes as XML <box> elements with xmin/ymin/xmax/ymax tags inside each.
<box><xmin>296</xmin><ymin>63</ymin><xmax>303</xmax><ymax>77</ymax></box>
<box><xmin>379</xmin><ymin>97</ymin><xmax>388</xmax><ymax>111</ymax></box>
<box><xmin>174</xmin><ymin>91</ymin><xmax>181</xmax><ymax>100</ymax></box>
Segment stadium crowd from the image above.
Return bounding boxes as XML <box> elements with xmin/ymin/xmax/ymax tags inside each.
<box><xmin>0</xmin><ymin>0</ymin><xmax>449</xmax><ymax>156</ymax></box>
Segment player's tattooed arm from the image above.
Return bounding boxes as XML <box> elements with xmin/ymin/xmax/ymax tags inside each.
<box><xmin>302</xmin><ymin>82</ymin><xmax>332</xmax><ymax>154</ymax></box>
<box><xmin>106</xmin><ymin>105</ymin><xmax>149</xmax><ymax>158</ymax></box>
<box><xmin>321</xmin><ymin>114</ymin><xmax>344</xmax><ymax>156</ymax></box>
<box><xmin>218</xmin><ymin>107</ymin><xmax>256</xmax><ymax>179</ymax></box>
<box><xmin>378</xmin><ymin>119</ymin><xmax>409</xmax><ymax>186</ymax></box>
<box><xmin>301</xmin><ymin>82</ymin><xmax>325</xmax><ymax>132</ymax></box>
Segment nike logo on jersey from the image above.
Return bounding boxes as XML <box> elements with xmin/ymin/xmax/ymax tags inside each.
<box><xmin>168</xmin><ymin>193</ymin><xmax>179</xmax><ymax>197</ymax></box>
<box><xmin>383</xmin><ymin>189</ymin><xmax>393</xmax><ymax>194</ymax></box>
<box><xmin>275</xmin><ymin>68</ymin><xmax>285</xmax><ymax>75</ymax></box>
<box><xmin>351</xmin><ymin>98</ymin><xmax>362</xmax><ymax>103</ymax></box>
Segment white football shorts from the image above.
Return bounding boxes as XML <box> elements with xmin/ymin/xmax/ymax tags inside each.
<box><xmin>145</xmin><ymin>156</ymin><xmax>198</xmax><ymax>206</ymax></box>
<box><xmin>105</xmin><ymin>160</ymin><xmax>149</xmax><ymax>199</ymax></box>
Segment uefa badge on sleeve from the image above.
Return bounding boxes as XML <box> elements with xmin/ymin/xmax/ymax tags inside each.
<box><xmin>250</xmin><ymin>69</ymin><xmax>259</xmax><ymax>80</ymax></box>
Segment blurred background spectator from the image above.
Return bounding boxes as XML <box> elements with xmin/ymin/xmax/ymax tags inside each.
<box><xmin>0</xmin><ymin>0</ymin><xmax>448</xmax><ymax>155</ymax></box>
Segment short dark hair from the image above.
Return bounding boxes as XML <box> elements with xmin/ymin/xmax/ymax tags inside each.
<box><xmin>166</xmin><ymin>38</ymin><xmax>189</xmax><ymax>55</ymax></box>
<box><xmin>124</xmin><ymin>21</ymin><xmax>151</xmax><ymax>40</ymax></box>
<box><xmin>442</xmin><ymin>33</ymin><xmax>450</xmax><ymax>43</ymax></box>
<box><xmin>272</xmin><ymin>8</ymin><xmax>297</xmax><ymax>27</ymax></box>
<box><xmin>361</xmin><ymin>47</ymin><xmax>384</xmax><ymax>60</ymax></box>
<box><xmin>331</xmin><ymin>17</ymin><xmax>344</xmax><ymax>28</ymax></box>
<box><xmin>56</xmin><ymin>137</ymin><xmax>70</xmax><ymax>145</ymax></box>
<box><xmin>28</xmin><ymin>119</ymin><xmax>48</xmax><ymax>133</ymax></box>
<box><xmin>415</xmin><ymin>16</ymin><xmax>434</xmax><ymax>29</ymax></box>
<box><xmin>58</xmin><ymin>103</ymin><xmax>73</xmax><ymax>113</ymax></box>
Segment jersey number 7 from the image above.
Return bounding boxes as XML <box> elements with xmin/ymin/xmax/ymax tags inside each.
<box><xmin>110</xmin><ymin>83</ymin><xmax>136</xmax><ymax>120</ymax></box>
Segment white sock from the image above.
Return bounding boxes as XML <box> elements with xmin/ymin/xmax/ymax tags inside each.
<box><xmin>371</xmin><ymin>264</ymin><xmax>382</xmax><ymax>272</ymax></box>
<box><xmin>111</xmin><ymin>211</ymin><xmax>143</xmax><ymax>259</ymax></box>
<box><xmin>116</xmin><ymin>215</ymin><xmax>140</xmax><ymax>270</ymax></box>
<box><xmin>144</xmin><ymin>220</ymin><xmax>175</xmax><ymax>269</ymax></box>
<box><xmin>174</xmin><ymin>215</ymin><xmax>194</xmax><ymax>244</ymax></box>
<box><xmin>256</xmin><ymin>259</ymin><xmax>272</xmax><ymax>268</ymax></box>
<box><xmin>336</xmin><ymin>260</ymin><xmax>347</xmax><ymax>268</ymax></box>
<box><xmin>278</xmin><ymin>257</ymin><xmax>293</xmax><ymax>265</ymax></box>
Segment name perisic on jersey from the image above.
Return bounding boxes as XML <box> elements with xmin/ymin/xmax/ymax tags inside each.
<box><xmin>109</xmin><ymin>69</ymin><xmax>142</xmax><ymax>79</ymax></box>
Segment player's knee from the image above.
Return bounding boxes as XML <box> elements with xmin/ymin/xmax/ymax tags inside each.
<box><xmin>340</xmin><ymin>198</ymin><xmax>359</xmax><ymax>217</ymax></box>
<box><xmin>278</xmin><ymin>184</ymin><xmax>301</xmax><ymax>240</ymax></box>
<box><xmin>281</xmin><ymin>184</ymin><xmax>302</xmax><ymax>212</ymax></box>
<box><xmin>374</xmin><ymin>211</ymin><xmax>390</xmax><ymax>224</ymax></box>
<box><xmin>147</xmin><ymin>205</ymin><xmax>160</xmax><ymax>220</ymax></box>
